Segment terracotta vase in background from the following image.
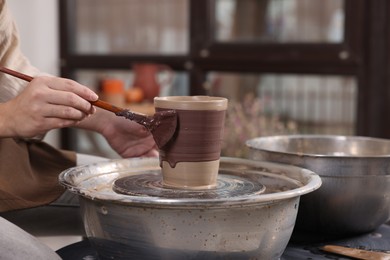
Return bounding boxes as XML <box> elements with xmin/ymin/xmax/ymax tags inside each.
<box><xmin>132</xmin><ymin>63</ymin><xmax>173</xmax><ymax>101</ymax></box>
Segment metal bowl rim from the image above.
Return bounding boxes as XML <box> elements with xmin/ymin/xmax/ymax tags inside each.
<box><xmin>246</xmin><ymin>135</ymin><xmax>390</xmax><ymax>158</ymax></box>
<box><xmin>59</xmin><ymin>157</ymin><xmax>322</xmax><ymax>208</ymax></box>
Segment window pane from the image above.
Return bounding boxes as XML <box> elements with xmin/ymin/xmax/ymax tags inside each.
<box><xmin>215</xmin><ymin>0</ymin><xmax>345</xmax><ymax>43</ymax></box>
<box><xmin>205</xmin><ymin>73</ymin><xmax>357</xmax><ymax>157</ymax></box>
<box><xmin>73</xmin><ymin>0</ymin><xmax>189</xmax><ymax>54</ymax></box>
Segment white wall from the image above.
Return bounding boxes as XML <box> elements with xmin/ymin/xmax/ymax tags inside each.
<box><xmin>7</xmin><ymin>0</ymin><xmax>59</xmax><ymax>75</ymax></box>
<box><xmin>8</xmin><ymin>0</ymin><xmax>60</xmax><ymax>146</ymax></box>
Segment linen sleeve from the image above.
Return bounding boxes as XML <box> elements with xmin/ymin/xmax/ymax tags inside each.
<box><xmin>0</xmin><ymin>0</ymin><xmax>40</xmax><ymax>103</ymax></box>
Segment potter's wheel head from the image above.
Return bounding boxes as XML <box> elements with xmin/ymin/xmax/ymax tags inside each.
<box><xmin>112</xmin><ymin>171</ymin><xmax>266</xmax><ymax>199</ymax></box>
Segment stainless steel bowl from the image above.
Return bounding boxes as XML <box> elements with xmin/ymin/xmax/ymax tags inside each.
<box><xmin>246</xmin><ymin>135</ymin><xmax>390</xmax><ymax>236</ymax></box>
<box><xmin>59</xmin><ymin>157</ymin><xmax>321</xmax><ymax>260</ymax></box>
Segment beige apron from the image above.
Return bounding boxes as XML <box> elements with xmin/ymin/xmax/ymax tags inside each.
<box><xmin>0</xmin><ymin>138</ymin><xmax>76</xmax><ymax>212</ymax></box>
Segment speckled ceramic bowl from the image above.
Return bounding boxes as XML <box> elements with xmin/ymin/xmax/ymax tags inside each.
<box><xmin>59</xmin><ymin>157</ymin><xmax>321</xmax><ymax>260</ymax></box>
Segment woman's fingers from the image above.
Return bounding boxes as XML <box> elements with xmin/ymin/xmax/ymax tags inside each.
<box><xmin>44</xmin><ymin>104</ymin><xmax>90</xmax><ymax>121</ymax></box>
<box><xmin>31</xmin><ymin>77</ymin><xmax>97</xmax><ymax>115</ymax></box>
<box><xmin>36</xmin><ymin>77</ymin><xmax>98</xmax><ymax>102</ymax></box>
<box><xmin>45</xmin><ymin>90</ymin><xmax>95</xmax><ymax>116</ymax></box>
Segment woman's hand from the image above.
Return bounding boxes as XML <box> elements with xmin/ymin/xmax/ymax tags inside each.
<box><xmin>77</xmin><ymin>108</ymin><xmax>158</xmax><ymax>158</ymax></box>
<box><xmin>0</xmin><ymin>76</ymin><xmax>98</xmax><ymax>138</ymax></box>
<box><xmin>101</xmin><ymin>115</ymin><xmax>159</xmax><ymax>158</ymax></box>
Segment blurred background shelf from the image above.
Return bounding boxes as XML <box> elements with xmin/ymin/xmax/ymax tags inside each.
<box><xmin>57</xmin><ymin>0</ymin><xmax>390</xmax><ymax>158</ymax></box>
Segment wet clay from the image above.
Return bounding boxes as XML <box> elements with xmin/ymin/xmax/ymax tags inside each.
<box><xmin>156</xmin><ymin>108</ymin><xmax>226</xmax><ymax>168</ymax></box>
<box><xmin>115</xmin><ymin>109</ymin><xmax>177</xmax><ymax>148</ymax></box>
